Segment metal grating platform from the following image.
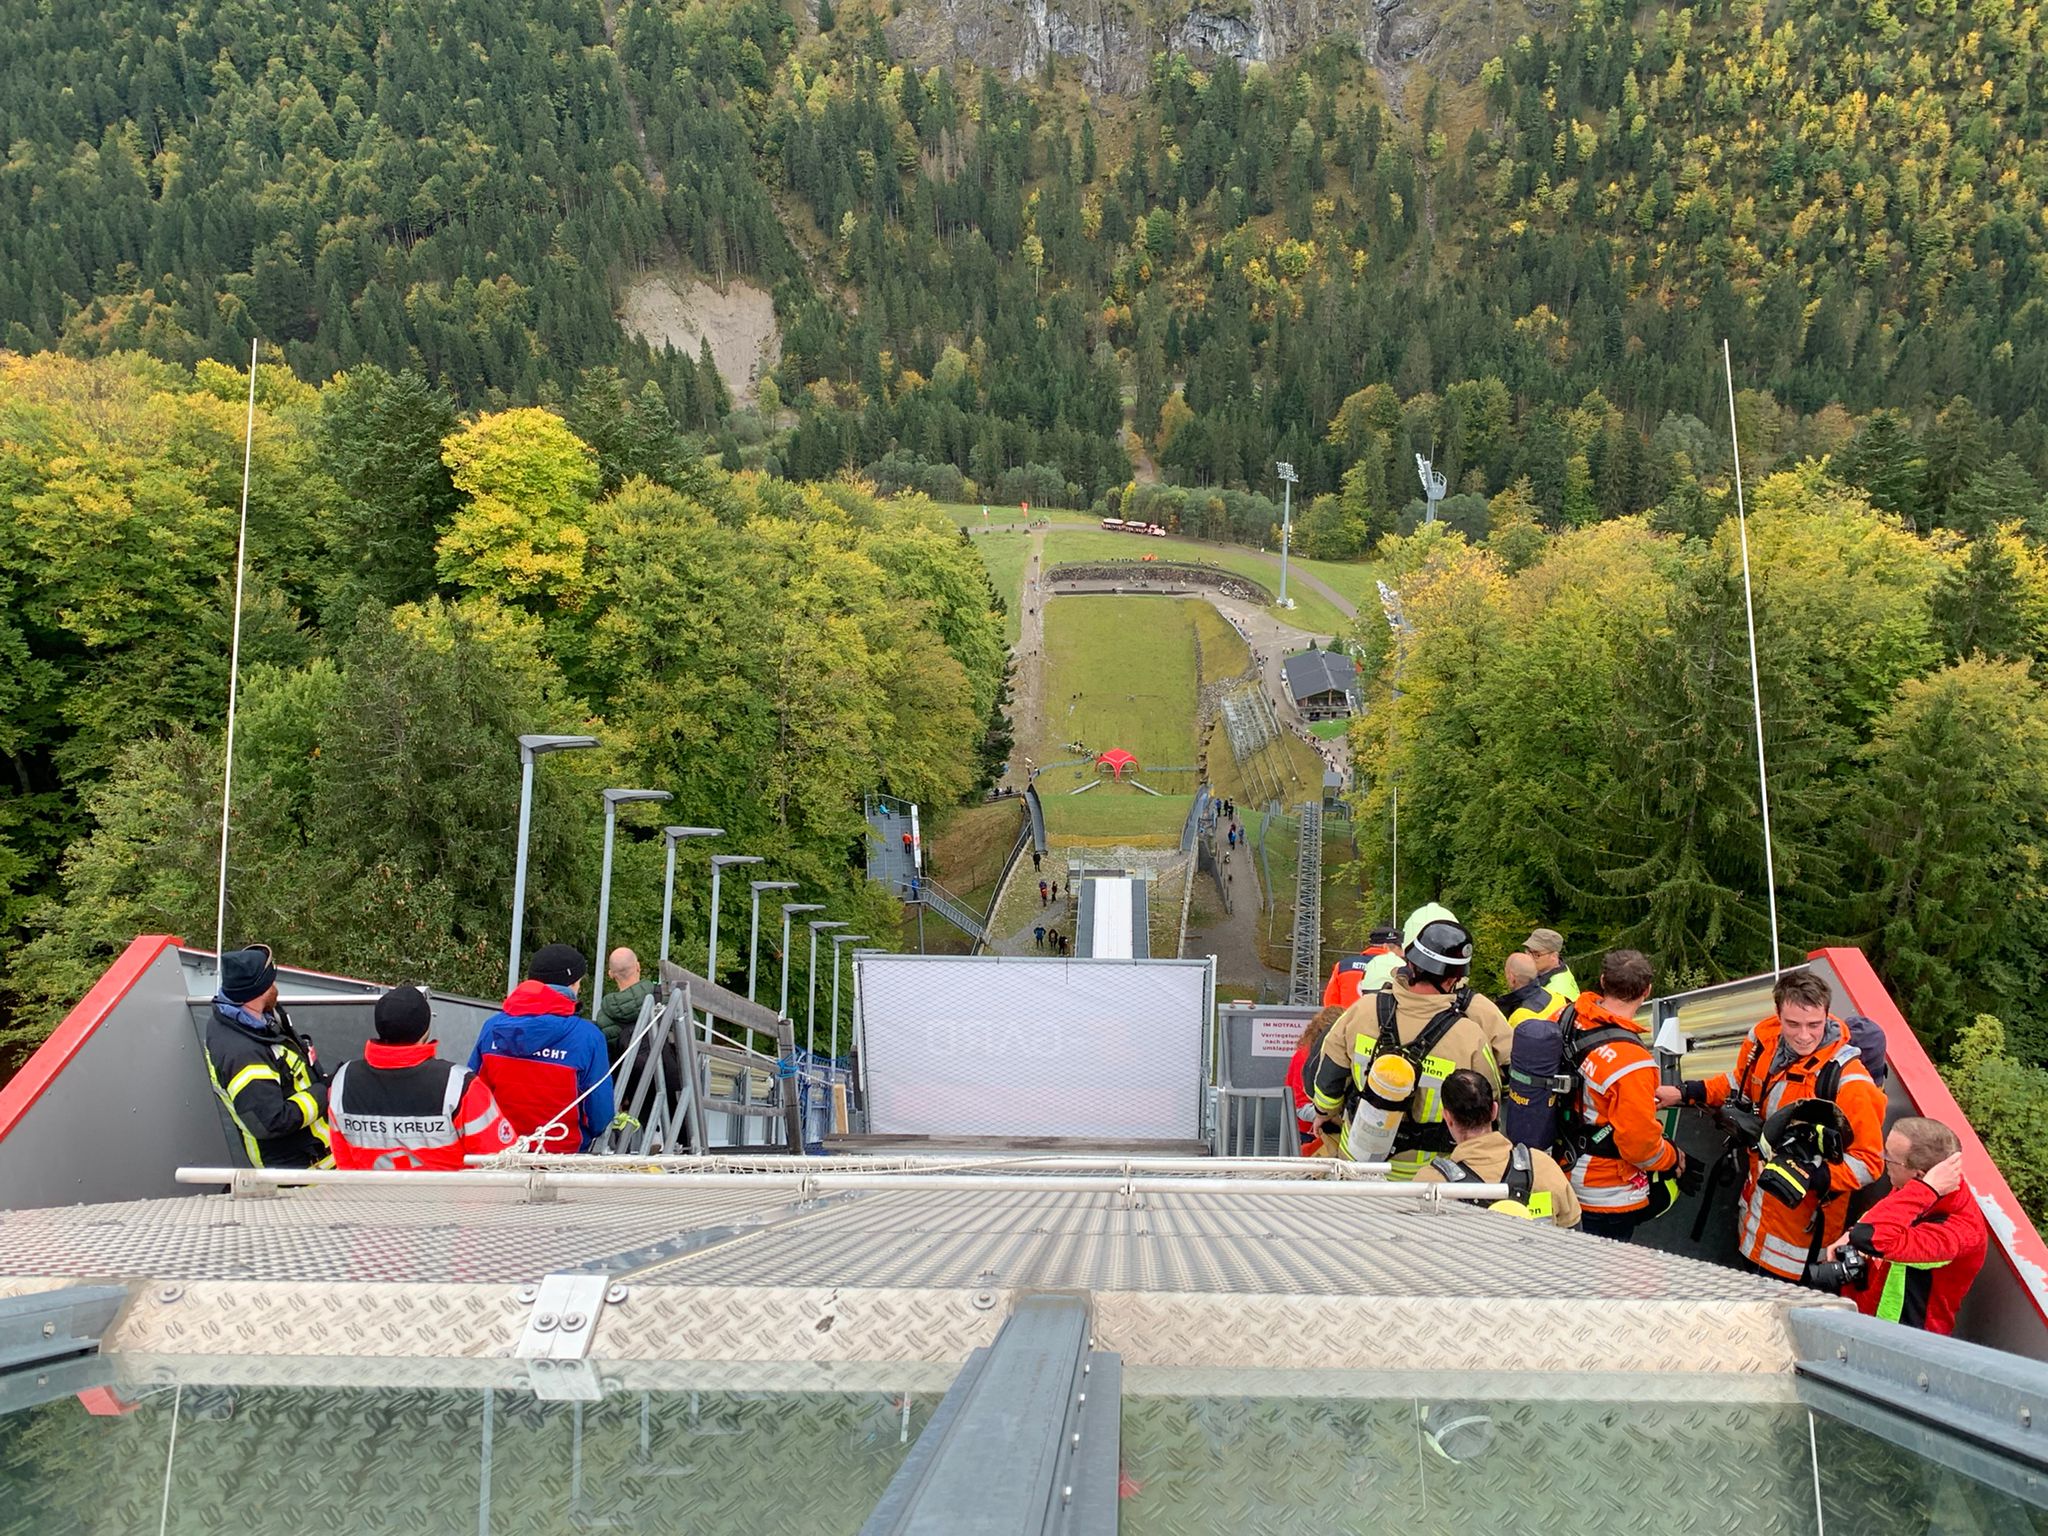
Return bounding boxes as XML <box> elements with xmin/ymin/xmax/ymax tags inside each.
<box><xmin>0</xmin><ymin>1176</ymin><xmax>1835</xmax><ymax>1373</ymax></box>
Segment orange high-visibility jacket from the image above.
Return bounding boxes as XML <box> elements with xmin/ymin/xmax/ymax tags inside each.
<box><xmin>1570</xmin><ymin>993</ymin><xmax>1680</xmax><ymax>1216</ymax></box>
<box><xmin>1701</xmin><ymin>1015</ymin><xmax>1886</xmax><ymax>1280</ymax></box>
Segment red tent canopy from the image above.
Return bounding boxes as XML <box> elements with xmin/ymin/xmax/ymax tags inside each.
<box><xmin>1095</xmin><ymin>749</ymin><xmax>1139</xmax><ymax>780</ymax></box>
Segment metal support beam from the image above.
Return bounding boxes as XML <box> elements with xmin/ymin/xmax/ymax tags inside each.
<box><xmin>860</xmin><ymin>1296</ymin><xmax>1119</xmax><ymax>1536</ymax></box>
<box><xmin>0</xmin><ymin>1284</ymin><xmax>127</xmax><ymax>1376</ymax></box>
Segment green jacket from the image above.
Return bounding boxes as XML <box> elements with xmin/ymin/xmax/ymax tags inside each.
<box><xmin>597</xmin><ymin>979</ymin><xmax>660</xmax><ymax>1050</ymax></box>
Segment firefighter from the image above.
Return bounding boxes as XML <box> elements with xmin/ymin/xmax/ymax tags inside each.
<box><xmin>1568</xmin><ymin>949</ymin><xmax>1687</xmax><ymax>1240</ymax></box>
<box><xmin>328</xmin><ymin>985</ymin><xmax>516</xmax><ymax>1170</ymax></box>
<box><xmin>1309</xmin><ymin>917</ymin><xmax>1499</xmax><ymax>1178</ymax></box>
<box><xmin>1415</xmin><ymin>1069</ymin><xmax>1582</xmax><ymax>1228</ymax></box>
<box><xmin>1658</xmin><ymin>970</ymin><xmax>1886</xmax><ymax>1281</ymax></box>
<box><xmin>203</xmin><ymin>944</ymin><xmax>332</xmax><ymax>1169</ymax></box>
<box><xmin>1321</xmin><ymin>925</ymin><xmax>1403</xmax><ymax>1009</ymax></box>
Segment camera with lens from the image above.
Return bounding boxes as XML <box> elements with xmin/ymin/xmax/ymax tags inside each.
<box><xmin>1804</xmin><ymin>1243</ymin><xmax>1870</xmax><ymax>1293</ymax></box>
<box><xmin>1717</xmin><ymin>1093</ymin><xmax>1764</xmax><ymax>1148</ymax></box>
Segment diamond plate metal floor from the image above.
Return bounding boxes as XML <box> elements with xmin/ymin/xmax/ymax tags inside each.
<box><xmin>0</xmin><ymin>1178</ymin><xmax>1839</xmax><ymax>1372</ymax></box>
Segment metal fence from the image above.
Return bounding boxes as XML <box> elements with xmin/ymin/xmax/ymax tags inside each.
<box><xmin>1212</xmin><ymin>1001</ymin><xmax>1321</xmax><ymax>1156</ymax></box>
<box><xmin>1289</xmin><ymin>801</ymin><xmax>1323</xmax><ymax>1004</ymax></box>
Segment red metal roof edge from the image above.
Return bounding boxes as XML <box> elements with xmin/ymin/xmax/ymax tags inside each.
<box><xmin>0</xmin><ymin>934</ymin><xmax>183</xmax><ymax>1147</ymax></box>
<box><xmin>1813</xmin><ymin>944</ymin><xmax>2048</xmax><ymax>1326</ymax></box>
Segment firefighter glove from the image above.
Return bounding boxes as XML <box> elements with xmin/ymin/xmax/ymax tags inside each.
<box><xmin>1757</xmin><ymin>1152</ymin><xmax>1825</xmax><ymax>1209</ymax></box>
<box><xmin>1678</xmin><ymin>1080</ymin><xmax>1707</xmax><ymax>1108</ymax></box>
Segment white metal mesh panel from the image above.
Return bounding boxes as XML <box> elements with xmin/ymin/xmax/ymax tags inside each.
<box><xmin>855</xmin><ymin>956</ymin><xmax>1210</xmax><ymax>1139</ymax></box>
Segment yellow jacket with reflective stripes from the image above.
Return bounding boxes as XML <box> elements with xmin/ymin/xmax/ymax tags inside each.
<box><xmin>1312</xmin><ymin>977</ymin><xmax>1500</xmax><ymax>1177</ymax></box>
<box><xmin>204</xmin><ymin>1002</ymin><xmax>332</xmax><ymax>1169</ymax></box>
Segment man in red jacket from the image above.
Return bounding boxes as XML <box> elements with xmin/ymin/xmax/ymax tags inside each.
<box><xmin>1825</xmin><ymin>1116</ymin><xmax>1988</xmax><ymax>1335</ymax></box>
<box><xmin>329</xmin><ymin>985</ymin><xmax>516</xmax><ymax>1170</ymax></box>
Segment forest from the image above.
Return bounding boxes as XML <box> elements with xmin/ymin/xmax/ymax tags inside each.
<box><xmin>1</xmin><ymin>0</ymin><xmax>2046</xmax><ymax>1067</ymax></box>
<box><xmin>0</xmin><ymin>351</ymin><xmax>1008</xmax><ymax>1049</ymax></box>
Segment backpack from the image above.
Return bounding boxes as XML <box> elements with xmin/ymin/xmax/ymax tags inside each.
<box><xmin>1509</xmin><ymin>1003</ymin><xmax>1643</xmax><ymax>1166</ymax></box>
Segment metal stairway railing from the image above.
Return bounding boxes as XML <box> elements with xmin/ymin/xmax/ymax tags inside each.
<box><xmin>911</xmin><ymin>876</ymin><xmax>988</xmax><ymax>943</ymax></box>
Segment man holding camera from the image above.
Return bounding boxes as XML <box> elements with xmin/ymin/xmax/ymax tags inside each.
<box><xmin>1816</xmin><ymin>1117</ymin><xmax>1988</xmax><ymax>1334</ymax></box>
<box><xmin>1656</xmin><ymin>971</ymin><xmax>1885</xmax><ymax>1282</ymax></box>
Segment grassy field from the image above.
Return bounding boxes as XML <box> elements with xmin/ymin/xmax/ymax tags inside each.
<box><xmin>968</xmin><ymin>529</ymin><xmax>1034</xmax><ymax>645</ymax></box>
<box><xmin>933</xmin><ymin>503</ymin><xmax>1096</xmax><ymax>530</ymax></box>
<box><xmin>1035</xmin><ymin>595</ymin><xmax>1203</xmax><ymax>771</ymax></box>
<box><xmin>1308</xmin><ymin>718</ymin><xmax>1349</xmax><ymax>741</ymax></box>
<box><xmin>1038</xmin><ymin>787</ymin><xmax>1193</xmax><ymax>843</ymax></box>
<box><xmin>1042</xmin><ymin>529</ymin><xmax>1354</xmax><ymax>636</ymax></box>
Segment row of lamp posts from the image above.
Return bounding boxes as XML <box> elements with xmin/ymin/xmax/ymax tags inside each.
<box><xmin>506</xmin><ymin>733</ymin><xmax>871</xmax><ymax>1061</ymax></box>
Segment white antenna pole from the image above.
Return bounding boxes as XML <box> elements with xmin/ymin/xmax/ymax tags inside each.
<box><xmin>1723</xmin><ymin>339</ymin><xmax>1780</xmax><ymax>974</ymax></box>
<box><xmin>213</xmin><ymin>339</ymin><xmax>259</xmax><ymax>974</ymax></box>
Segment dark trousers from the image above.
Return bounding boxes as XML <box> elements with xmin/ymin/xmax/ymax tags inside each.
<box><xmin>1578</xmin><ymin>1179</ymin><xmax>1678</xmax><ymax>1242</ymax></box>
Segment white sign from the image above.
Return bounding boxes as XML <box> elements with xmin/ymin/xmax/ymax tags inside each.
<box><xmin>1251</xmin><ymin>1016</ymin><xmax>1307</xmax><ymax>1058</ymax></box>
<box><xmin>855</xmin><ymin>955</ymin><xmax>1210</xmax><ymax>1140</ymax></box>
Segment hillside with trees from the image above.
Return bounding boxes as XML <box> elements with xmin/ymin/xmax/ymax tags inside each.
<box><xmin>2</xmin><ymin>0</ymin><xmax>2047</xmax><ymax>1061</ymax></box>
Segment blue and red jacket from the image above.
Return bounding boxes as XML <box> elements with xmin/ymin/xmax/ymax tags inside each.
<box><xmin>467</xmin><ymin>981</ymin><xmax>614</xmax><ymax>1153</ymax></box>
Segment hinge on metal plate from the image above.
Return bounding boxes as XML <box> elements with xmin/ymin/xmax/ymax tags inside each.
<box><xmin>515</xmin><ymin>1273</ymin><xmax>614</xmax><ymax>1363</ymax></box>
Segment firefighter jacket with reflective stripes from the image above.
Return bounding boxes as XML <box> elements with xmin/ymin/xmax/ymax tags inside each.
<box><xmin>1322</xmin><ymin>946</ymin><xmax>1401</xmax><ymax>1010</ymax></box>
<box><xmin>1414</xmin><ymin>1131</ymin><xmax>1583</xmax><ymax>1228</ymax></box>
<box><xmin>204</xmin><ymin>1000</ymin><xmax>332</xmax><ymax>1169</ymax></box>
<box><xmin>1569</xmin><ymin>993</ymin><xmax>1679</xmax><ymax>1216</ymax></box>
<box><xmin>1843</xmin><ymin>1175</ymin><xmax>1989</xmax><ymax>1335</ymax></box>
<box><xmin>1701</xmin><ymin>1015</ymin><xmax>1887</xmax><ymax>1279</ymax></box>
<box><xmin>1312</xmin><ymin>976</ymin><xmax>1499</xmax><ymax>1177</ymax></box>
<box><xmin>328</xmin><ymin>1040</ymin><xmax>517</xmax><ymax>1171</ymax></box>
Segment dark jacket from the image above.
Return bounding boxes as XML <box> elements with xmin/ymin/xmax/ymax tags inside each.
<box><xmin>1496</xmin><ymin>980</ymin><xmax>1555</xmax><ymax>1018</ymax></box>
<box><xmin>204</xmin><ymin>999</ymin><xmax>332</xmax><ymax>1168</ymax></box>
<box><xmin>596</xmin><ymin>979</ymin><xmax>660</xmax><ymax>1052</ymax></box>
<box><xmin>1845</xmin><ymin>1176</ymin><xmax>1990</xmax><ymax>1335</ymax></box>
<box><xmin>467</xmin><ymin>981</ymin><xmax>614</xmax><ymax>1152</ymax></box>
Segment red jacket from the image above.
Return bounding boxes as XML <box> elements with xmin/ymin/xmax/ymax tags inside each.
<box><xmin>1844</xmin><ymin>1176</ymin><xmax>1989</xmax><ymax>1335</ymax></box>
<box><xmin>467</xmin><ymin>981</ymin><xmax>614</xmax><ymax>1153</ymax></box>
<box><xmin>329</xmin><ymin>1040</ymin><xmax>516</xmax><ymax>1171</ymax></box>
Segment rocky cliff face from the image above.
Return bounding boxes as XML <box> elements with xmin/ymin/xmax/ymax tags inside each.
<box><xmin>886</xmin><ymin>0</ymin><xmax>1524</xmax><ymax>98</ymax></box>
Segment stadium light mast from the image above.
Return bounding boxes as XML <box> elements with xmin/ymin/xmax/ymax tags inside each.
<box><xmin>778</xmin><ymin>903</ymin><xmax>824</xmax><ymax>1021</ymax></box>
<box><xmin>507</xmin><ymin>733</ymin><xmax>600</xmax><ymax>992</ymax></box>
<box><xmin>806</xmin><ymin>919</ymin><xmax>848</xmax><ymax>1057</ymax></box>
<box><xmin>1416</xmin><ymin>453</ymin><xmax>1446</xmax><ymax>525</ymax></box>
<box><xmin>1275</xmin><ymin>461</ymin><xmax>1299</xmax><ymax>609</ymax></box>
<box><xmin>704</xmin><ymin>853</ymin><xmax>761</xmax><ymax>1041</ymax></box>
<box><xmin>748</xmin><ymin>881</ymin><xmax>797</xmax><ymax>1003</ymax></box>
<box><xmin>657</xmin><ymin>827</ymin><xmax>722</xmax><ymax>973</ymax></box>
<box><xmin>593</xmin><ymin>788</ymin><xmax>672</xmax><ymax>1017</ymax></box>
<box><xmin>830</xmin><ymin>932</ymin><xmax>868</xmax><ymax>1056</ymax></box>
<box><xmin>1376</xmin><ymin>581</ymin><xmax>1413</xmax><ymax>920</ymax></box>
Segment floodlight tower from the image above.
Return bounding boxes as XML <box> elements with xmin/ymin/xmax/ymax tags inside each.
<box><xmin>1275</xmin><ymin>461</ymin><xmax>1299</xmax><ymax>609</ymax></box>
<box><xmin>1416</xmin><ymin>453</ymin><xmax>1446</xmax><ymax>526</ymax></box>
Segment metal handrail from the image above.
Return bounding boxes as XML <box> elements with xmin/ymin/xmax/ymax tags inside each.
<box><xmin>176</xmin><ymin>1166</ymin><xmax>1509</xmax><ymax>1200</ymax></box>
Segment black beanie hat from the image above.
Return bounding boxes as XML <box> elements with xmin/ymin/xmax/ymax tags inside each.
<box><xmin>374</xmin><ymin>984</ymin><xmax>434</xmax><ymax>1043</ymax></box>
<box><xmin>220</xmin><ymin>945</ymin><xmax>277</xmax><ymax>1005</ymax></box>
<box><xmin>527</xmin><ymin>943</ymin><xmax>588</xmax><ymax>986</ymax></box>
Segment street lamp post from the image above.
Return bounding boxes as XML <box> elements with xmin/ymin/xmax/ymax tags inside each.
<box><xmin>1275</xmin><ymin>461</ymin><xmax>1299</xmax><ymax>609</ymax></box>
<box><xmin>658</xmin><ymin>827</ymin><xmax>723</xmax><ymax>973</ymax></box>
<box><xmin>702</xmin><ymin>854</ymin><xmax>761</xmax><ymax>1043</ymax></box>
<box><xmin>507</xmin><ymin>734</ymin><xmax>599</xmax><ymax>994</ymax></box>
<box><xmin>778</xmin><ymin>903</ymin><xmax>824</xmax><ymax>1021</ymax></box>
<box><xmin>748</xmin><ymin>881</ymin><xmax>797</xmax><ymax>1003</ymax></box>
<box><xmin>830</xmin><ymin>933</ymin><xmax>868</xmax><ymax>1057</ymax></box>
<box><xmin>593</xmin><ymin>789</ymin><xmax>672</xmax><ymax>1017</ymax></box>
<box><xmin>805</xmin><ymin>919</ymin><xmax>848</xmax><ymax>1057</ymax></box>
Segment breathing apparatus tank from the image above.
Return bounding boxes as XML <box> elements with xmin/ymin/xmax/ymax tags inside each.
<box><xmin>1344</xmin><ymin>1051</ymin><xmax>1418</xmax><ymax>1163</ymax></box>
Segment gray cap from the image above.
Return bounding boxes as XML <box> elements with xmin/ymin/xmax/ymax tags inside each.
<box><xmin>1524</xmin><ymin>927</ymin><xmax>1565</xmax><ymax>957</ymax></box>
